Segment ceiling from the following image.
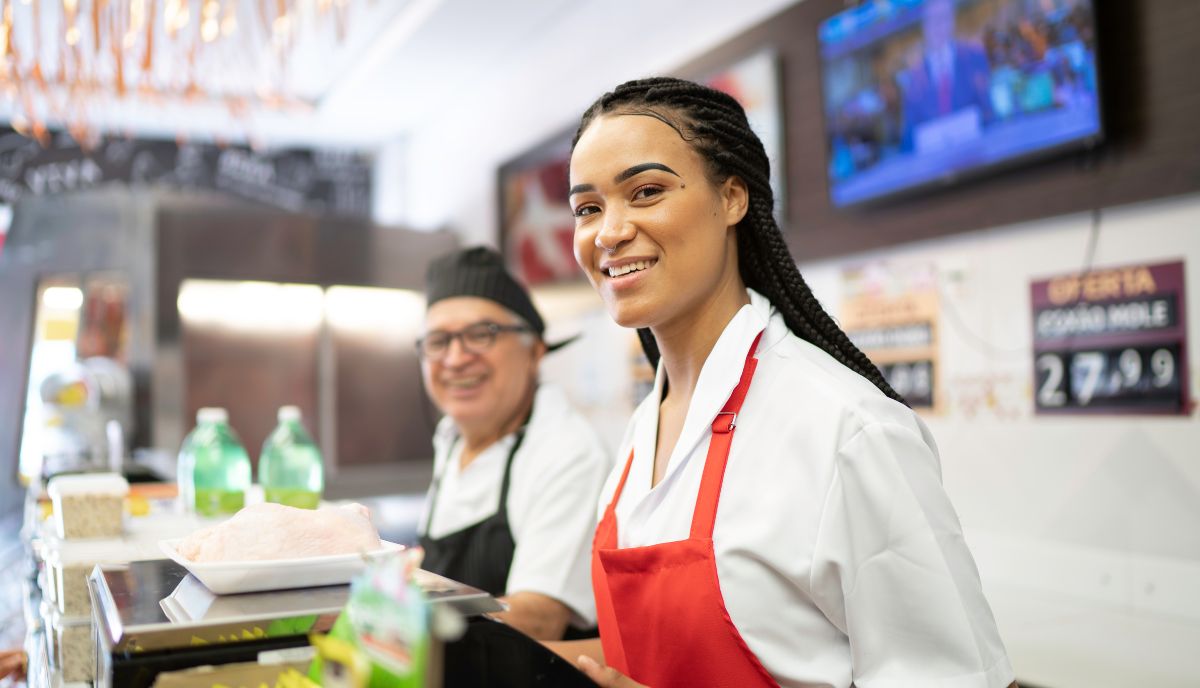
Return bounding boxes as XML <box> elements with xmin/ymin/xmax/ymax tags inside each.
<box><xmin>0</xmin><ymin>0</ymin><xmax>799</xmax><ymax>150</ymax></box>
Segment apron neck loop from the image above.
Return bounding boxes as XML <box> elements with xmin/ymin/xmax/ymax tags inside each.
<box><xmin>690</xmin><ymin>330</ymin><xmax>764</xmax><ymax>539</ymax></box>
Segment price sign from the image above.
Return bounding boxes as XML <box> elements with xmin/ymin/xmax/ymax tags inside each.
<box><xmin>1031</xmin><ymin>261</ymin><xmax>1188</xmax><ymax>415</ymax></box>
<box><xmin>841</xmin><ymin>262</ymin><xmax>941</xmax><ymax>411</ymax></box>
<box><xmin>878</xmin><ymin>359</ymin><xmax>935</xmax><ymax>408</ymax></box>
<box><xmin>1034</xmin><ymin>343</ymin><xmax>1182</xmax><ymax>410</ymax></box>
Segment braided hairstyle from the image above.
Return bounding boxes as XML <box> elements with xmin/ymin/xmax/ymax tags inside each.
<box><xmin>571</xmin><ymin>76</ymin><xmax>906</xmax><ymax>404</ymax></box>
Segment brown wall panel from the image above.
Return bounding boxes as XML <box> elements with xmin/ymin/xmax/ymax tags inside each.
<box><xmin>332</xmin><ymin>331</ymin><xmax>435</xmax><ymax>467</ymax></box>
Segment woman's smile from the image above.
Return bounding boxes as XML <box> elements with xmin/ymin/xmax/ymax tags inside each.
<box><xmin>602</xmin><ymin>257</ymin><xmax>659</xmax><ymax>289</ymax></box>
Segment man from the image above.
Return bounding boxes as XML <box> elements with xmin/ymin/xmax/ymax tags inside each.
<box><xmin>900</xmin><ymin>0</ymin><xmax>993</xmax><ymax>153</ymax></box>
<box><xmin>417</xmin><ymin>246</ymin><xmax>610</xmax><ymax>641</ymax></box>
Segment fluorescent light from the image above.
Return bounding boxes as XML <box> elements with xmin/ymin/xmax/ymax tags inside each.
<box><xmin>324</xmin><ymin>285</ymin><xmax>424</xmax><ymax>334</ymax></box>
<box><xmin>42</xmin><ymin>287</ymin><xmax>83</xmax><ymax>310</ymax></box>
<box><xmin>178</xmin><ymin>280</ymin><xmax>324</xmax><ymax>333</ymax></box>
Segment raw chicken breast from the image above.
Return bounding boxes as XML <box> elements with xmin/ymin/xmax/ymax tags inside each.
<box><xmin>178</xmin><ymin>502</ymin><xmax>382</xmax><ymax>562</ymax></box>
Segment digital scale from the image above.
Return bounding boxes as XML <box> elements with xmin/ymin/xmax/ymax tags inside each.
<box><xmin>88</xmin><ymin>559</ymin><xmax>594</xmax><ymax>687</ymax></box>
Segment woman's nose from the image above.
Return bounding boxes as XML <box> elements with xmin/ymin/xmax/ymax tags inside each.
<box><xmin>596</xmin><ymin>208</ymin><xmax>635</xmax><ymax>253</ymax></box>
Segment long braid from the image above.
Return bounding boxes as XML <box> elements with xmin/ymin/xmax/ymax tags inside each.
<box><xmin>572</xmin><ymin>77</ymin><xmax>906</xmax><ymax>404</ymax></box>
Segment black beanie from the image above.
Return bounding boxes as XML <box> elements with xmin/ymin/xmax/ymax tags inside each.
<box><xmin>425</xmin><ymin>246</ymin><xmax>576</xmax><ymax>351</ymax></box>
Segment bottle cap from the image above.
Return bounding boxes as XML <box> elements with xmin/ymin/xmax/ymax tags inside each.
<box><xmin>197</xmin><ymin>407</ymin><xmax>228</xmax><ymax>424</ymax></box>
<box><xmin>278</xmin><ymin>405</ymin><xmax>302</xmax><ymax>422</ymax></box>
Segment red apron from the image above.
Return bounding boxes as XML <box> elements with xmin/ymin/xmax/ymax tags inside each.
<box><xmin>592</xmin><ymin>331</ymin><xmax>776</xmax><ymax>687</ymax></box>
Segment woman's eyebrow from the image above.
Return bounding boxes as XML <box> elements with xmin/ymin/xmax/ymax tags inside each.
<box><xmin>568</xmin><ymin>182</ymin><xmax>595</xmax><ymax>197</ymax></box>
<box><xmin>569</xmin><ymin>162</ymin><xmax>681</xmax><ymax>197</ymax></box>
<box><xmin>615</xmin><ymin>162</ymin><xmax>679</xmax><ymax>184</ymax></box>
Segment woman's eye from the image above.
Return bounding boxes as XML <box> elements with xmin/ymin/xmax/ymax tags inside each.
<box><xmin>632</xmin><ymin>185</ymin><xmax>664</xmax><ymax>201</ymax></box>
<box><xmin>573</xmin><ymin>204</ymin><xmax>599</xmax><ymax>218</ymax></box>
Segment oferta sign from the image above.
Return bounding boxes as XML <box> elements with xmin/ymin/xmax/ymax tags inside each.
<box><xmin>1030</xmin><ymin>261</ymin><xmax>1189</xmax><ymax>414</ymax></box>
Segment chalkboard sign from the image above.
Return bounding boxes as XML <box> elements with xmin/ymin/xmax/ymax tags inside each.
<box><xmin>1030</xmin><ymin>261</ymin><xmax>1190</xmax><ymax>414</ymax></box>
<box><xmin>0</xmin><ymin>128</ymin><xmax>372</xmax><ymax>217</ymax></box>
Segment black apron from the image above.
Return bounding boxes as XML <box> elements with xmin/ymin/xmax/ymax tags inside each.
<box><xmin>418</xmin><ymin>428</ymin><xmax>526</xmax><ymax>597</ymax></box>
<box><xmin>427</xmin><ymin>431</ymin><xmax>600</xmax><ymax>688</ymax></box>
<box><xmin>419</xmin><ymin>422</ymin><xmax>599</xmax><ymax>647</ymax></box>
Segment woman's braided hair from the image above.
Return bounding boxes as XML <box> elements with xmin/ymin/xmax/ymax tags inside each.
<box><xmin>571</xmin><ymin>76</ymin><xmax>905</xmax><ymax>404</ymax></box>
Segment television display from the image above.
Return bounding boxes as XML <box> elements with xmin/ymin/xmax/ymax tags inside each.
<box><xmin>819</xmin><ymin>0</ymin><xmax>1102</xmax><ymax>207</ymax></box>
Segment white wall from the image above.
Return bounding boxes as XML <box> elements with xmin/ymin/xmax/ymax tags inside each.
<box><xmin>372</xmin><ymin>136</ymin><xmax>408</xmax><ymax>227</ymax></box>
<box><xmin>801</xmin><ymin>193</ymin><xmax>1200</xmax><ymax>566</ymax></box>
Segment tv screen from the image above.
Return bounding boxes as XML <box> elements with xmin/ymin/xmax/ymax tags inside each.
<box><xmin>819</xmin><ymin>0</ymin><xmax>1102</xmax><ymax>207</ymax></box>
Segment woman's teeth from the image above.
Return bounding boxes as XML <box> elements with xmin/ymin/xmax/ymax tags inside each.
<box><xmin>608</xmin><ymin>260</ymin><xmax>655</xmax><ymax>278</ymax></box>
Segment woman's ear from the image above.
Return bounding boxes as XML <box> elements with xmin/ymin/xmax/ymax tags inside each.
<box><xmin>722</xmin><ymin>176</ymin><xmax>750</xmax><ymax>228</ymax></box>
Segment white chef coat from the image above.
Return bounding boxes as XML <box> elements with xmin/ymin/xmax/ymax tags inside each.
<box><xmin>598</xmin><ymin>289</ymin><xmax>1014</xmax><ymax>688</ymax></box>
<box><xmin>421</xmin><ymin>383</ymin><xmax>611</xmax><ymax>625</ymax></box>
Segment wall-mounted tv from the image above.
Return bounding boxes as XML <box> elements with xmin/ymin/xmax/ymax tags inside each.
<box><xmin>819</xmin><ymin>0</ymin><xmax>1102</xmax><ymax>207</ymax></box>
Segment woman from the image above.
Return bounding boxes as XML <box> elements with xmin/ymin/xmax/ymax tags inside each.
<box><xmin>556</xmin><ymin>77</ymin><xmax>1017</xmax><ymax>688</ymax></box>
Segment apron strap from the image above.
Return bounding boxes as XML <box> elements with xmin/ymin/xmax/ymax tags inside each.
<box><xmin>424</xmin><ymin>410</ymin><xmax>531</xmax><ymax>536</ymax></box>
<box><xmin>605</xmin><ymin>449</ymin><xmax>637</xmax><ymax>519</ymax></box>
<box><xmin>690</xmin><ymin>330</ymin><xmax>763</xmax><ymax>539</ymax></box>
<box><xmin>492</xmin><ymin>425</ymin><xmax>528</xmax><ymax>526</ymax></box>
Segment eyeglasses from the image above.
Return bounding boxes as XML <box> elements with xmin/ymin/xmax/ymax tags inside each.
<box><xmin>417</xmin><ymin>321</ymin><xmax>531</xmax><ymax>360</ymax></box>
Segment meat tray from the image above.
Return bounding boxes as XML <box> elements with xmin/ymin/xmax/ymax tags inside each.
<box><xmin>158</xmin><ymin>538</ymin><xmax>405</xmax><ymax>594</ymax></box>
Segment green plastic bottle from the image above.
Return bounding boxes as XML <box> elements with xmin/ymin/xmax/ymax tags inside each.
<box><xmin>259</xmin><ymin>405</ymin><xmax>324</xmax><ymax>509</ymax></box>
<box><xmin>189</xmin><ymin>407</ymin><xmax>252</xmax><ymax>517</ymax></box>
